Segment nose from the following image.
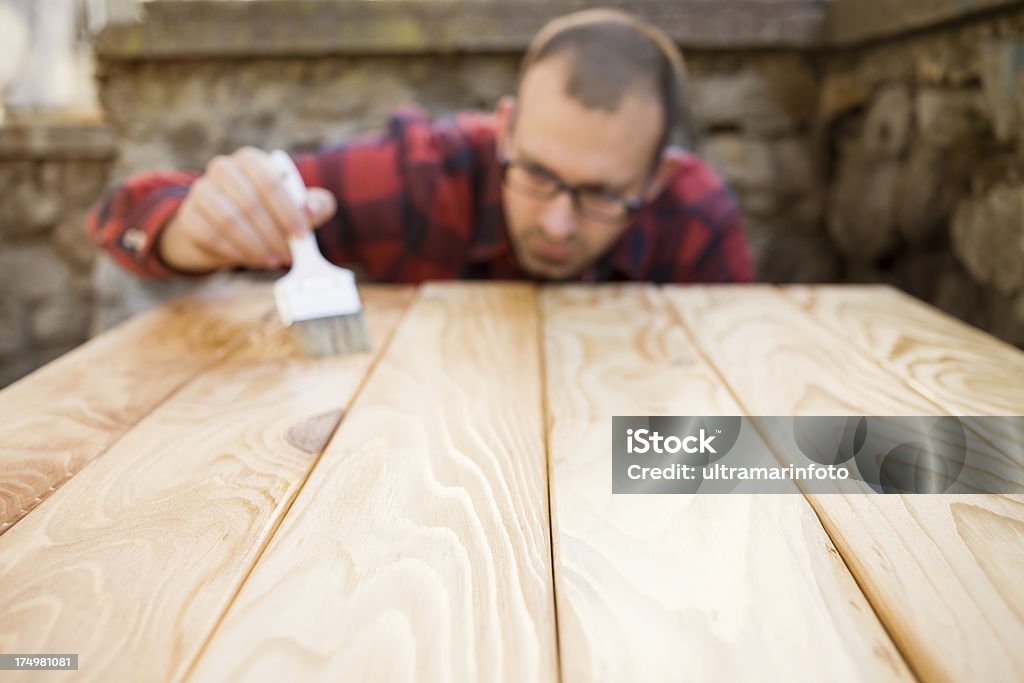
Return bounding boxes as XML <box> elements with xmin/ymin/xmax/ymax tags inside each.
<box><xmin>538</xmin><ymin>190</ymin><xmax>579</xmax><ymax>241</ymax></box>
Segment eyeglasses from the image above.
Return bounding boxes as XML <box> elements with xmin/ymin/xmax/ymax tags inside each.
<box><xmin>500</xmin><ymin>158</ymin><xmax>644</xmax><ymax>223</ymax></box>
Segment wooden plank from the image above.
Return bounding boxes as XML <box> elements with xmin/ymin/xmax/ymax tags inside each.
<box><xmin>0</xmin><ymin>280</ymin><xmax>275</xmax><ymax>534</ymax></box>
<box><xmin>541</xmin><ymin>285</ymin><xmax>912</xmax><ymax>682</ymax></box>
<box><xmin>187</xmin><ymin>283</ymin><xmax>557</xmax><ymax>683</ymax></box>
<box><xmin>783</xmin><ymin>285</ymin><xmax>1024</xmax><ymax>416</ymax></box>
<box><xmin>666</xmin><ymin>285</ymin><xmax>1024</xmax><ymax>683</ymax></box>
<box><xmin>784</xmin><ymin>285</ymin><xmax>1024</xmax><ymax>493</ymax></box>
<box><xmin>0</xmin><ymin>286</ymin><xmax>414</xmax><ymax>683</ymax></box>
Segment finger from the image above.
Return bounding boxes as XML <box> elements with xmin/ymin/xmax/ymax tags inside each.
<box><xmin>179</xmin><ymin>209</ymin><xmax>242</xmax><ymax>269</ymax></box>
<box><xmin>191</xmin><ymin>178</ymin><xmax>273</xmax><ymax>267</ymax></box>
<box><xmin>305</xmin><ymin>187</ymin><xmax>338</xmax><ymax>228</ymax></box>
<box><xmin>207</xmin><ymin>154</ymin><xmax>291</xmax><ymax>263</ymax></box>
<box><xmin>235</xmin><ymin>147</ymin><xmax>308</xmax><ymax>237</ymax></box>
<box><xmin>159</xmin><ymin>210</ymin><xmax>226</xmax><ymax>272</ymax></box>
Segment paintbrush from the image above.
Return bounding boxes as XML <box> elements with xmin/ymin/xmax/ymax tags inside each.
<box><xmin>269</xmin><ymin>149</ymin><xmax>371</xmax><ymax>356</ymax></box>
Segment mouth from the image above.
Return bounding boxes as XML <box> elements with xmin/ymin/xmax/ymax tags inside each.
<box><xmin>528</xmin><ymin>239</ymin><xmax>574</xmax><ymax>263</ymax></box>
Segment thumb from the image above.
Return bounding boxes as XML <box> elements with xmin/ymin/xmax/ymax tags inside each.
<box><xmin>304</xmin><ymin>188</ymin><xmax>338</xmax><ymax>228</ymax></box>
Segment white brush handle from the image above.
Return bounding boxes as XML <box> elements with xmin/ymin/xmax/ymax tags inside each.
<box><xmin>269</xmin><ymin>149</ymin><xmax>335</xmax><ymax>273</ymax></box>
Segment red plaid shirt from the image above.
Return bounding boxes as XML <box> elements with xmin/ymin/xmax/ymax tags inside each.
<box><xmin>89</xmin><ymin>109</ymin><xmax>755</xmax><ymax>283</ymax></box>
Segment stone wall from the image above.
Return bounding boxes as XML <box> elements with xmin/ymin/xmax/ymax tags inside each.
<box><xmin>819</xmin><ymin>10</ymin><xmax>1024</xmax><ymax>345</ymax></box>
<box><xmin>3</xmin><ymin>0</ymin><xmax>1024</xmax><ymax>388</ymax></box>
<box><xmin>0</xmin><ymin>124</ymin><xmax>114</xmax><ymax>386</ymax></box>
<box><xmin>689</xmin><ymin>6</ymin><xmax>1024</xmax><ymax>347</ymax></box>
<box><xmin>688</xmin><ymin>52</ymin><xmax>834</xmax><ymax>283</ymax></box>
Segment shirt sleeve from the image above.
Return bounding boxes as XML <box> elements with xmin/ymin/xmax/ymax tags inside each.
<box><xmin>85</xmin><ymin>146</ymin><xmax>371</xmax><ymax>280</ymax></box>
<box><xmin>291</xmin><ymin>108</ymin><xmax>481</xmax><ymax>282</ymax></box>
<box><xmin>662</xmin><ymin>155</ymin><xmax>757</xmax><ymax>284</ymax></box>
<box><xmin>87</xmin><ymin>170</ymin><xmax>199</xmax><ymax>279</ymax></box>
<box><xmin>88</xmin><ymin>108</ymin><xmax>480</xmax><ymax>282</ymax></box>
<box><xmin>683</xmin><ymin>186</ymin><xmax>756</xmax><ymax>284</ymax></box>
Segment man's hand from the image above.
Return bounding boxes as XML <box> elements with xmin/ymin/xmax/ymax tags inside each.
<box><xmin>158</xmin><ymin>147</ymin><xmax>338</xmax><ymax>273</ymax></box>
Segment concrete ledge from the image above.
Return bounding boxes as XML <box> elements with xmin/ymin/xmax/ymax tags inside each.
<box><xmin>94</xmin><ymin>0</ymin><xmax>829</xmax><ymax>58</ymax></box>
<box><xmin>828</xmin><ymin>0</ymin><xmax>1024</xmax><ymax>47</ymax></box>
<box><xmin>0</xmin><ymin>124</ymin><xmax>117</xmax><ymax>160</ymax></box>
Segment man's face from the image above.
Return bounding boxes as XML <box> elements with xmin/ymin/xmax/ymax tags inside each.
<box><xmin>496</xmin><ymin>58</ymin><xmax>665</xmax><ymax>280</ymax></box>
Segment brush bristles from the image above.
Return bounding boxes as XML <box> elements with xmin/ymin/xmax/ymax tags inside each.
<box><xmin>290</xmin><ymin>312</ymin><xmax>371</xmax><ymax>356</ymax></box>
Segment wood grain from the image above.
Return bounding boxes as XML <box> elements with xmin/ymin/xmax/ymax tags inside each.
<box><xmin>541</xmin><ymin>285</ymin><xmax>912</xmax><ymax>683</ymax></box>
<box><xmin>786</xmin><ymin>285</ymin><xmax>1024</xmax><ymax>492</ymax></box>
<box><xmin>666</xmin><ymin>285</ymin><xmax>1024</xmax><ymax>683</ymax></box>
<box><xmin>0</xmin><ymin>286</ymin><xmax>414</xmax><ymax>683</ymax></box>
<box><xmin>783</xmin><ymin>285</ymin><xmax>1024</xmax><ymax>416</ymax></box>
<box><xmin>187</xmin><ymin>283</ymin><xmax>557</xmax><ymax>683</ymax></box>
<box><xmin>0</xmin><ymin>280</ymin><xmax>274</xmax><ymax>534</ymax></box>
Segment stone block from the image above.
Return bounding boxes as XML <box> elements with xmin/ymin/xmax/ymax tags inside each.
<box><xmin>827</xmin><ymin>157</ymin><xmax>903</xmax><ymax>261</ymax></box>
<box><xmin>860</xmin><ymin>85</ymin><xmax>912</xmax><ymax>159</ymax></box>
<box><xmin>896</xmin><ymin>147</ymin><xmax>958</xmax><ymax>245</ymax></box>
<box><xmin>979</xmin><ymin>42</ymin><xmax>1024</xmax><ymax>145</ymax></box>
<box><xmin>53</xmin><ymin>209</ymin><xmax>98</xmax><ymax>271</ymax></box>
<box><xmin>30</xmin><ymin>293</ymin><xmax>92</xmax><ymax>346</ymax></box>
<box><xmin>818</xmin><ymin>71</ymin><xmax>871</xmax><ymax>123</ymax></box>
<box><xmin>828</xmin><ymin>0</ymin><xmax>1022</xmax><ymax>48</ymax></box>
<box><xmin>0</xmin><ymin>244</ymin><xmax>73</xmax><ymax>304</ymax></box>
<box><xmin>0</xmin><ymin>161</ymin><xmax>62</xmax><ymax>237</ymax></box>
<box><xmin>931</xmin><ymin>259</ymin><xmax>990</xmax><ymax>328</ymax></box>
<box><xmin>771</xmin><ymin>136</ymin><xmax>820</xmax><ymax>195</ymax></box>
<box><xmin>0</xmin><ymin>296</ymin><xmax>26</xmax><ymax>356</ymax></box>
<box><xmin>688</xmin><ymin>60</ymin><xmax>817</xmax><ymax>136</ymax></box>
<box><xmin>734</xmin><ymin>188</ymin><xmax>781</xmax><ymax>220</ymax></box>
<box><xmin>698</xmin><ymin>134</ymin><xmax>775</xmax><ymax>191</ymax></box>
<box><xmin>951</xmin><ymin>184</ymin><xmax>1024</xmax><ymax>295</ymax></box>
<box><xmin>775</xmin><ymin>190</ymin><xmax>826</xmax><ymax>234</ymax></box>
<box><xmin>90</xmin><ymin>254</ymin><xmax>196</xmax><ymax>333</ymax></box>
<box><xmin>915</xmin><ymin>88</ymin><xmax>985</xmax><ymax>148</ymax></box>
<box><xmin>699</xmin><ymin>134</ymin><xmax>820</xmax><ymax>197</ymax></box>
<box><xmin>747</xmin><ymin>227</ymin><xmax>840</xmax><ymax>283</ymax></box>
<box><xmin>458</xmin><ymin>59</ymin><xmax>518</xmax><ymax>106</ymax></box>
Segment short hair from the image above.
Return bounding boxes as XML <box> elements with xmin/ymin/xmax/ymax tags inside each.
<box><xmin>518</xmin><ymin>9</ymin><xmax>689</xmax><ymax>161</ymax></box>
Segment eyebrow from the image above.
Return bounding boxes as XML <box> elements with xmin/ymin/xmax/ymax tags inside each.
<box><xmin>516</xmin><ymin>145</ymin><xmax>639</xmax><ymax>196</ymax></box>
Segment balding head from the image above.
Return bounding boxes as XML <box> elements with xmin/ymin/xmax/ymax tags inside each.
<box><xmin>518</xmin><ymin>9</ymin><xmax>688</xmax><ymax>158</ymax></box>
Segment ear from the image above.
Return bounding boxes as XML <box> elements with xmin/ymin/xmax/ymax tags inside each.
<box><xmin>494</xmin><ymin>95</ymin><xmax>517</xmax><ymax>159</ymax></box>
<box><xmin>643</xmin><ymin>146</ymin><xmax>686</xmax><ymax>202</ymax></box>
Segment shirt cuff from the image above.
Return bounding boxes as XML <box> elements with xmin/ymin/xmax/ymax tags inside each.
<box><xmin>115</xmin><ymin>190</ymin><xmax>193</xmax><ymax>278</ymax></box>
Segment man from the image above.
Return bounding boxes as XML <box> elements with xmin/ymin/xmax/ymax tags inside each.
<box><xmin>89</xmin><ymin>9</ymin><xmax>754</xmax><ymax>284</ymax></box>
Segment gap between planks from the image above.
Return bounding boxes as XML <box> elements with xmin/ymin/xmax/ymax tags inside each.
<box><xmin>180</xmin><ymin>286</ymin><xmax>422</xmax><ymax>683</ymax></box>
<box><xmin>534</xmin><ymin>286</ymin><xmax>566</xmax><ymax>683</ymax></box>
<box><xmin>664</xmin><ymin>285</ymin><xmax>1024</xmax><ymax>683</ymax></box>
<box><xmin>0</xmin><ymin>285</ymin><xmax>416</xmax><ymax>683</ymax></box>
<box><xmin>656</xmin><ymin>286</ymin><xmax>924</xmax><ymax>683</ymax></box>
<box><xmin>0</xmin><ymin>280</ymin><xmax>280</xmax><ymax>536</ymax></box>
<box><xmin>541</xmin><ymin>285</ymin><xmax>912</xmax><ymax>683</ymax></box>
<box><xmin>184</xmin><ymin>283</ymin><xmax>557</xmax><ymax>682</ymax></box>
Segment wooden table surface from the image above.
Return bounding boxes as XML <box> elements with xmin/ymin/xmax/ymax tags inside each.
<box><xmin>1</xmin><ymin>282</ymin><xmax>1022</xmax><ymax>683</ymax></box>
